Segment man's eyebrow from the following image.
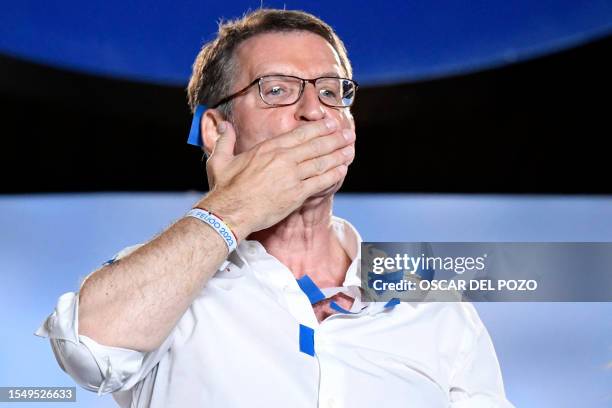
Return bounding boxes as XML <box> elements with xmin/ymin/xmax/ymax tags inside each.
<box><xmin>254</xmin><ymin>71</ymin><xmax>343</xmax><ymax>78</ymax></box>
<box><xmin>319</xmin><ymin>72</ymin><xmax>341</xmax><ymax>78</ymax></box>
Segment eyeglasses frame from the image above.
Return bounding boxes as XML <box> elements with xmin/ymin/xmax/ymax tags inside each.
<box><xmin>210</xmin><ymin>74</ymin><xmax>359</xmax><ymax>109</ymax></box>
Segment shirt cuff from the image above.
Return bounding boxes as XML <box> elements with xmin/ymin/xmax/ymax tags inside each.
<box><xmin>35</xmin><ymin>291</ymin><xmax>146</xmax><ymax>395</ymax></box>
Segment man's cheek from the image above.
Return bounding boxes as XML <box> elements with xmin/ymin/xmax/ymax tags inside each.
<box><xmin>234</xmin><ymin>126</ymin><xmax>267</xmax><ymax>153</ymax></box>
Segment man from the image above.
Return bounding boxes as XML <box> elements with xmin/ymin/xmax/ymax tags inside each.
<box><xmin>36</xmin><ymin>9</ymin><xmax>514</xmax><ymax>407</ymax></box>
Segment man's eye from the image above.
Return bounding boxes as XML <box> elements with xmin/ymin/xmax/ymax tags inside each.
<box><xmin>266</xmin><ymin>86</ymin><xmax>285</xmax><ymax>96</ymax></box>
<box><xmin>320</xmin><ymin>89</ymin><xmax>337</xmax><ymax>98</ymax></box>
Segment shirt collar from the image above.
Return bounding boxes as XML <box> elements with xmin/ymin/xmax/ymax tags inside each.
<box><xmin>330</xmin><ymin>215</ymin><xmax>362</xmax><ymax>288</ymax></box>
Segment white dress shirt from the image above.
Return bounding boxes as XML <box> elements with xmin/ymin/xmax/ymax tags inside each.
<box><xmin>36</xmin><ymin>215</ymin><xmax>514</xmax><ymax>407</ymax></box>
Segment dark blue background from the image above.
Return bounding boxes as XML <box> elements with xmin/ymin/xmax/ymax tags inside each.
<box><xmin>2</xmin><ymin>0</ymin><xmax>612</xmax><ymax>85</ymax></box>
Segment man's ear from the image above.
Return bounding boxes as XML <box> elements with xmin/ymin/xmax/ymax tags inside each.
<box><xmin>200</xmin><ymin>109</ymin><xmax>226</xmax><ymax>156</ymax></box>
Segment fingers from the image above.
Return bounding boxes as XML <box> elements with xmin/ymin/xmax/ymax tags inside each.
<box><xmin>289</xmin><ymin>127</ymin><xmax>355</xmax><ymax>165</ymax></box>
<box><xmin>209</xmin><ymin>121</ymin><xmax>237</xmax><ymax>164</ymax></box>
<box><xmin>270</xmin><ymin>118</ymin><xmax>339</xmax><ymax>150</ymax></box>
<box><xmin>301</xmin><ymin>164</ymin><xmax>348</xmax><ymax>197</ymax></box>
<box><xmin>297</xmin><ymin>142</ymin><xmax>354</xmax><ymax>179</ymax></box>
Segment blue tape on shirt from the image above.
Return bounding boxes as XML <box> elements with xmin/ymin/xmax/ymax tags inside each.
<box><xmin>384</xmin><ymin>298</ymin><xmax>400</xmax><ymax>309</ymax></box>
<box><xmin>330</xmin><ymin>301</ymin><xmax>358</xmax><ymax>314</ymax></box>
<box><xmin>296</xmin><ymin>275</ymin><xmax>326</xmax><ymax>304</ymax></box>
<box><xmin>299</xmin><ymin>324</ymin><xmax>315</xmax><ymax>356</ymax></box>
<box><xmin>187</xmin><ymin>104</ymin><xmax>206</xmax><ymax>147</ymax></box>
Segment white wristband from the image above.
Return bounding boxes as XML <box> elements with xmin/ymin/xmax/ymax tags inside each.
<box><xmin>186</xmin><ymin>208</ymin><xmax>237</xmax><ymax>253</ymax></box>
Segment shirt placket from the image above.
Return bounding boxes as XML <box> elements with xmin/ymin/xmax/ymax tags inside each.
<box><xmin>240</xmin><ymin>240</ymin><xmax>381</xmax><ymax>408</ymax></box>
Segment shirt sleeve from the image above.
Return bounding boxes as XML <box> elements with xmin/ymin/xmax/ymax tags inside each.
<box><xmin>34</xmin><ymin>244</ymin><xmax>175</xmax><ymax>396</ymax></box>
<box><xmin>449</xmin><ymin>304</ymin><xmax>515</xmax><ymax>408</ymax></box>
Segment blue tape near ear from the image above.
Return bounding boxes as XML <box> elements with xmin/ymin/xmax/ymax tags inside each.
<box><xmin>299</xmin><ymin>324</ymin><xmax>315</xmax><ymax>356</ymax></box>
<box><xmin>187</xmin><ymin>104</ymin><xmax>206</xmax><ymax>147</ymax></box>
<box><xmin>296</xmin><ymin>275</ymin><xmax>326</xmax><ymax>304</ymax></box>
<box><xmin>384</xmin><ymin>298</ymin><xmax>400</xmax><ymax>309</ymax></box>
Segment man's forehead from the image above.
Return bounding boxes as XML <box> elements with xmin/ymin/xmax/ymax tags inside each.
<box><xmin>235</xmin><ymin>31</ymin><xmax>344</xmax><ymax>79</ymax></box>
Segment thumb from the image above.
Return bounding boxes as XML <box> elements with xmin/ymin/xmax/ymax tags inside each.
<box><xmin>210</xmin><ymin>121</ymin><xmax>237</xmax><ymax>163</ymax></box>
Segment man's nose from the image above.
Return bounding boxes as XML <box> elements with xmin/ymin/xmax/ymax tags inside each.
<box><xmin>295</xmin><ymin>83</ymin><xmax>326</xmax><ymax>121</ymax></box>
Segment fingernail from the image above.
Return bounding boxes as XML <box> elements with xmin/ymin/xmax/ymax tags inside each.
<box><xmin>324</xmin><ymin>118</ymin><xmax>337</xmax><ymax>130</ymax></box>
<box><xmin>342</xmin><ymin>129</ymin><xmax>354</xmax><ymax>141</ymax></box>
<box><xmin>217</xmin><ymin>122</ymin><xmax>227</xmax><ymax>133</ymax></box>
<box><xmin>342</xmin><ymin>145</ymin><xmax>354</xmax><ymax>156</ymax></box>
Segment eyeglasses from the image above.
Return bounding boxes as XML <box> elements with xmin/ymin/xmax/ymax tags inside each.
<box><xmin>211</xmin><ymin>75</ymin><xmax>359</xmax><ymax>109</ymax></box>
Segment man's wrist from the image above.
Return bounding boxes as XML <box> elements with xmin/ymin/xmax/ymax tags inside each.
<box><xmin>186</xmin><ymin>208</ymin><xmax>237</xmax><ymax>252</ymax></box>
<box><xmin>194</xmin><ymin>194</ymin><xmax>251</xmax><ymax>243</ymax></box>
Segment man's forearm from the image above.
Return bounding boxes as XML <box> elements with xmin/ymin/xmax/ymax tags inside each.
<box><xmin>77</xmin><ymin>213</ymin><xmax>233</xmax><ymax>352</ymax></box>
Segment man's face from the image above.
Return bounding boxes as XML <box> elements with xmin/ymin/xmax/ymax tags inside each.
<box><xmin>228</xmin><ymin>31</ymin><xmax>356</xmax><ymax>199</ymax></box>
